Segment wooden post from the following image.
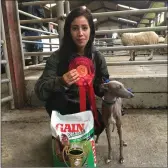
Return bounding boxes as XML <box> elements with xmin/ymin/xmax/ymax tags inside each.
<box><xmin>2</xmin><ymin>0</ymin><xmax>27</xmax><ymax>108</ymax></box>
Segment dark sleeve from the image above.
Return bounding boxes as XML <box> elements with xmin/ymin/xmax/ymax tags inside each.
<box><xmin>34</xmin><ymin>51</ymin><xmax>67</xmax><ymax>101</ymax></box>
<box><xmin>93</xmin><ymin>51</ymin><xmax>109</xmax><ymax>97</ymax></box>
<box><xmin>35</xmin><ymin>5</ymin><xmax>45</xmax><ymax>18</ymax></box>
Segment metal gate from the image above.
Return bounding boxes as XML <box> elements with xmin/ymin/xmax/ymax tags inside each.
<box><xmin>1</xmin><ymin>8</ymin><xmax>14</xmax><ymax>109</ymax></box>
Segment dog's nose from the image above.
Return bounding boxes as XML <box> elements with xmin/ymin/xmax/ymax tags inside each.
<box><xmin>130</xmin><ymin>93</ymin><xmax>134</xmax><ymax>98</ymax></box>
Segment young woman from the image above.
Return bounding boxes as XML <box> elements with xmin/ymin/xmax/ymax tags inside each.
<box><xmin>35</xmin><ymin>6</ymin><xmax>109</xmax><ymax>135</ymax></box>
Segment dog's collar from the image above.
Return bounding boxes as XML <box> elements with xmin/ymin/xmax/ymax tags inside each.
<box><xmin>102</xmin><ymin>97</ymin><xmax>117</xmax><ymax>105</ymax></box>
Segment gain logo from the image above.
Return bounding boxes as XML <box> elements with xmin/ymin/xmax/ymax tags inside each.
<box><xmin>56</xmin><ymin>123</ymin><xmax>85</xmax><ymax>133</ymax></box>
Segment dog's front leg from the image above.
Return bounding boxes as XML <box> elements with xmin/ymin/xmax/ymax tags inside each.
<box><xmin>116</xmin><ymin>118</ymin><xmax>124</xmax><ymax>164</ymax></box>
<box><xmin>105</xmin><ymin>124</ymin><xmax>112</xmax><ymax>164</ymax></box>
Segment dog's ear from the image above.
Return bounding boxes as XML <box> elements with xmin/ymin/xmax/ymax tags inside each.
<box><xmin>101</xmin><ymin>83</ymin><xmax>109</xmax><ymax>90</ymax></box>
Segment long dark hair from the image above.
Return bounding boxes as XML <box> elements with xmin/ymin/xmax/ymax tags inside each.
<box><xmin>59</xmin><ymin>6</ymin><xmax>95</xmax><ymax>61</ymax></box>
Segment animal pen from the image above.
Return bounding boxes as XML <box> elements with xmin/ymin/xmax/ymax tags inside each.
<box><xmin>1</xmin><ymin>0</ymin><xmax>167</xmax><ymax>167</ymax></box>
<box><xmin>1</xmin><ymin>0</ymin><xmax>167</xmax><ymax>108</ymax></box>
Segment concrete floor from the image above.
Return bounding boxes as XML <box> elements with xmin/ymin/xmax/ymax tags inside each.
<box><xmin>1</xmin><ymin>108</ymin><xmax>167</xmax><ymax>167</ymax></box>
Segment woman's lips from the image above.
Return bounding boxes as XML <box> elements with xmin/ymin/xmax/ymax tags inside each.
<box><xmin>77</xmin><ymin>39</ymin><xmax>85</xmax><ymax>43</ymax></box>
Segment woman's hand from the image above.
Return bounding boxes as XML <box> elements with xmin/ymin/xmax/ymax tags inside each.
<box><xmin>62</xmin><ymin>69</ymin><xmax>80</xmax><ymax>86</ymax></box>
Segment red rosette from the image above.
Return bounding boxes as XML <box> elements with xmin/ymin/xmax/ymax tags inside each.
<box><xmin>69</xmin><ymin>56</ymin><xmax>100</xmax><ymax>127</ymax></box>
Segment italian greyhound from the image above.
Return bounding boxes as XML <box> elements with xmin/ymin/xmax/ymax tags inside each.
<box><xmin>95</xmin><ymin>80</ymin><xmax>134</xmax><ymax>164</ymax></box>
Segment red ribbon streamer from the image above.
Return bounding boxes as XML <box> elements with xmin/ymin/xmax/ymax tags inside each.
<box><xmin>69</xmin><ymin>56</ymin><xmax>100</xmax><ymax>127</ymax></box>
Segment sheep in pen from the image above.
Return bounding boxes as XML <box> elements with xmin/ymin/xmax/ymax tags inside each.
<box><xmin>158</xmin><ymin>33</ymin><xmax>168</xmax><ymax>55</ymax></box>
<box><xmin>121</xmin><ymin>31</ymin><xmax>159</xmax><ymax>61</ymax></box>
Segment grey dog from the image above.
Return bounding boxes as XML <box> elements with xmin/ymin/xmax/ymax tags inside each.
<box><xmin>95</xmin><ymin>80</ymin><xmax>134</xmax><ymax>164</ymax></box>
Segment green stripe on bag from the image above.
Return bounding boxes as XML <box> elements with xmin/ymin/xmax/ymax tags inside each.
<box><xmin>70</xmin><ymin>128</ymin><xmax>94</xmax><ymax>142</ymax></box>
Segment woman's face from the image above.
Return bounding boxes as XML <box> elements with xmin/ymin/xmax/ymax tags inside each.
<box><xmin>70</xmin><ymin>16</ymin><xmax>90</xmax><ymax>51</ymax></box>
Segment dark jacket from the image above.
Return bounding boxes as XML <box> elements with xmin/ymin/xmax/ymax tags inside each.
<box><xmin>34</xmin><ymin>47</ymin><xmax>109</xmax><ymax>115</ymax></box>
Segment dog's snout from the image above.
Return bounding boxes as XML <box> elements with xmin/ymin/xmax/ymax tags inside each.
<box><xmin>130</xmin><ymin>93</ymin><xmax>134</xmax><ymax>98</ymax></box>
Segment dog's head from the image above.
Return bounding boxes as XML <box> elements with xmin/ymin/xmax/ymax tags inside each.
<box><xmin>101</xmin><ymin>80</ymin><xmax>134</xmax><ymax>99</ymax></box>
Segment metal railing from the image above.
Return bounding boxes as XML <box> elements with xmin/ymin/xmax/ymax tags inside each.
<box><xmin>22</xmin><ymin>4</ymin><xmax>167</xmax><ymax>68</ymax></box>
<box><xmin>18</xmin><ymin>0</ymin><xmax>61</xmax><ymax>69</ymax></box>
<box><xmin>19</xmin><ymin>1</ymin><xmax>56</xmax><ymax>6</ymax></box>
<box><xmin>97</xmin><ymin>44</ymin><xmax>167</xmax><ymax>51</ymax></box>
<box><xmin>24</xmin><ymin>51</ymin><xmax>53</xmax><ymax>56</ymax></box>
<box><xmin>20</xmin><ymin>16</ymin><xmax>63</xmax><ymax>25</ymax></box>
<box><xmin>1</xmin><ymin>8</ymin><xmax>14</xmax><ymax>108</ymax></box>
<box><xmin>19</xmin><ymin>10</ymin><xmax>58</xmax><ymax>26</ymax></box>
<box><xmin>22</xmin><ymin>40</ymin><xmax>59</xmax><ymax>45</ymax></box>
<box><xmin>93</xmin><ymin>6</ymin><xmax>167</xmax><ymax>52</ymax></box>
<box><xmin>20</xmin><ymin>25</ymin><xmax>57</xmax><ymax>35</ymax></box>
<box><xmin>92</xmin><ymin>7</ymin><xmax>167</xmax><ymax>17</ymax></box>
<box><xmin>106</xmin><ymin>60</ymin><xmax>168</xmax><ymax>66</ymax></box>
<box><xmin>19</xmin><ymin>2</ymin><xmax>167</xmax><ymax>63</ymax></box>
<box><xmin>22</xmin><ymin>35</ymin><xmax>58</xmax><ymax>40</ymax></box>
<box><xmin>96</xmin><ymin>26</ymin><xmax>167</xmax><ymax>34</ymax></box>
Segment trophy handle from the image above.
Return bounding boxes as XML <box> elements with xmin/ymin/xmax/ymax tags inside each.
<box><xmin>62</xmin><ymin>146</ymin><xmax>69</xmax><ymax>167</ymax></box>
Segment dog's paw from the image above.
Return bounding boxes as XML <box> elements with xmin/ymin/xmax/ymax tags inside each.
<box><xmin>106</xmin><ymin>159</ymin><xmax>111</xmax><ymax>164</ymax></box>
<box><xmin>119</xmin><ymin>157</ymin><xmax>124</xmax><ymax>164</ymax></box>
<box><xmin>95</xmin><ymin>142</ymin><xmax>99</xmax><ymax>146</ymax></box>
<box><xmin>148</xmin><ymin>57</ymin><xmax>153</xmax><ymax>60</ymax></box>
<box><xmin>123</xmin><ymin>141</ymin><xmax>127</xmax><ymax>147</ymax></box>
